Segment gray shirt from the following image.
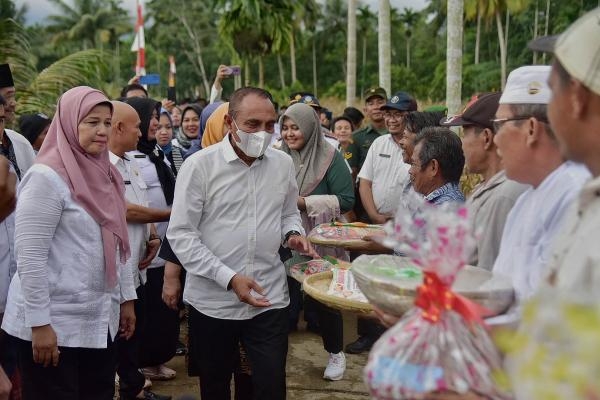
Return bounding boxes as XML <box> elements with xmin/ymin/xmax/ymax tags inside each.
<box><xmin>467</xmin><ymin>170</ymin><xmax>528</xmax><ymax>270</ymax></box>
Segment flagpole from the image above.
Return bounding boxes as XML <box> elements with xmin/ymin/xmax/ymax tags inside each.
<box><xmin>131</xmin><ymin>0</ymin><xmax>146</xmax><ymax>78</ymax></box>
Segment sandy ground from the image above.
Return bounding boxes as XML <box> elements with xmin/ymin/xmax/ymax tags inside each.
<box><xmin>145</xmin><ymin>312</ymin><xmax>372</xmax><ymax>400</ymax></box>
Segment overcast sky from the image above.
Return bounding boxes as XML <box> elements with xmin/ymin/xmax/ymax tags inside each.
<box><xmin>15</xmin><ymin>0</ymin><xmax>428</xmax><ymax>25</ymax></box>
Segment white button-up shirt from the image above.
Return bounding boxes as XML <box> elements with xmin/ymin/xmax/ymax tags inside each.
<box><xmin>167</xmin><ymin>134</ymin><xmax>304</xmax><ymax>320</ymax></box>
<box><xmin>1</xmin><ymin>164</ymin><xmax>136</xmax><ymax>348</ymax></box>
<box><xmin>127</xmin><ymin>150</ymin><xmax>171</xmax><ymax>269</ymax></box>
<box><xmin>357</xmin><ymin>134</ymin><xmax>410</xmax><ymax>215</ymax></box>
<box><xmin>110</xmin><ymin>152</ymin><xmax>149</xmax><ymax>288</ymax></box>
<box><xmin>492</xmin><ymin>162</ymin><xmax>590</xmax><ymax>302</ymax></box>
<box><xmin>546</xmin><ymin>175</ymin><xmax>600</xmax><ymax>294</ymax></box>
<box><xmin>0</xmin><ymin>129</ymin><xmax>36</xmax><ymax>314</ymax></box>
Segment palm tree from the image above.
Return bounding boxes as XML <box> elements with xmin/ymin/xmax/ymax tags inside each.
<box><xmin>46</xmin><ymin>0</ymin><xmax>130</xmax><ymax>50</ymax></box>
<box><xmin>467</xmin><ymin>0</ymin><xmax>532</xmax><ymax>89</ymax></box>
<box><xmin>0</xmin><ymin>18</ymin><xmax>111</xmax><ymax>117</ymax></box>
<box><xmin>400</xmin><ymin>7</ymin><xmax>419</xmax><ymax>70</ymax></box>
<box><xmin>316</xmin><ymin>0</ymin><xmax>348</xmax><ymax>96</ymax></box>
<box><xmin>357</xmin><ymin>5</ymin><xmax>376</xmax><ymax>98</ymax></box>
<box><xmin>346</xmin><ymin>0</ymin><xmax>357</xmax><ymax>106</ymax></box>
<box><xmin>378</xmin><ymin>0</ymin><xmax>392</xmax><ymax>95</ymax></box>
<box><xmin>289</xmin><ymin>0</ymin><xmax>320</xmax><ymax>84</ymax></box>
<box><xmin>217</xmin><ymin>0</ymin><xmax>295</xmax><ymax>88</ymax></box>
<box><xmin>446</xmin><ymin>0</ymin><xmax>464</xmax><ymax>117</ymax></box>
<box><xmin>465</xmin><ymin>0</ymin><xmax>484</xmax><ymax>64</ymax></box>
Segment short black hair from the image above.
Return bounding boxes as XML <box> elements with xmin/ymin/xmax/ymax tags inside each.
<box><xmin>415</xmin><ymin>127</ymin><xmax>465</xmax><ymax>183</ymax></box>
<box><xmin>0</xmin><ymin>94</ymin><xmax>5</xmax><ymax>107</ymax></box>
<box><xmin>405</xmin><ymin>111</ymin><xmax>445</xmax><ymax>135</ymax></box>
<box><xmin>228</xmin><ymin>87</ymin><xmax>274</xmax><ymax>117</ymax></box>
<box><xmin>120</xmin><ymin>83</ymin><xmax>148</xmax><ymax>98</ymax></box>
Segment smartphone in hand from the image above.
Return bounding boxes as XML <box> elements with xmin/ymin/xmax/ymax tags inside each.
<box><xmin>224</xmin><ymin>65</ymin><xmax>241</xmax><ymax>76</ymax></box>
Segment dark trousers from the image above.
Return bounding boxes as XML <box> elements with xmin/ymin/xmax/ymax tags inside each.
<box><xmin>117</xmin><ymin>284</ymin><xmax>146</xmax><ymax>399</ymax></box>
<box><xmin>188</xmin><ymin>306</ymin><xmax>288</xmax><ymax>400</ymax></box>
<box><xmin>357</xmin><ymin>318</ymin><xmax>386</xmax><ymax>339</ymax></box>
<box><xmin>140</xmin><ymin>266</ymin><xmax>178</xmax><ymax>367</ymax></box>
<box><xmin>16</xmin><ymin>335</ymin><xmax>116</xmax><ymax>400</ymax></box>
<box><xmin>305</xmin><ymin>296</ymin><xmax>343</xmax><ymax>354</ymax></box>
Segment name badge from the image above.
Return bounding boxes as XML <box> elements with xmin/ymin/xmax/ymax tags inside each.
<box><xmin>134</xmin><ymin>154</ymin><xmax>146</xmax><ymax>159</ymax></box>
<box><xmin>124</xmin><ymin>180</ymin><xmax>131</xmax><ymax>185</ymax></box>
<box><xmin>379</xmin><ymin>153</ymin><xmax>391</xmax><ymax>158</ymax></box>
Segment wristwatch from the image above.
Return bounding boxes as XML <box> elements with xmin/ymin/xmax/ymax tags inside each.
<box><xmin>284</xmin><ymin>230</ymin><xmax>302</xmax><ymax>246</ymax></box>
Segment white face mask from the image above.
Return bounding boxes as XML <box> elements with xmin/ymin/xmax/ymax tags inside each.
<box><xmin>233</xmin><ymin>120</ymin><xmax>273</xmax><ymax>158</ymax></box>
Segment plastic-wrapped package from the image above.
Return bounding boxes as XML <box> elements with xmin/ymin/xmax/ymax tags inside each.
<box><xmin>364</xmin><ymin>201</ymin><xmax>512</xmax><ymax>399</ymax></box>
<box><xmin>308</xmin><ymin>221</ymin><xmax>384</xmax><ymax>247</ymax></box>
<box><xmin>500</xmin><ymin>287</ymin><xmax>600</xmax><ymax>400</ymax></box>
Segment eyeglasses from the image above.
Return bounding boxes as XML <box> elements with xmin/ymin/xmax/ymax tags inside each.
<box><xmin>383</xmin><ymin>111</ymin><xmax>407</xmax><ymax>120</ymax></box>
<box><xmin>490</xmin><ymin>116</ymin><xmax>532</xmax><ymax>132</ymax></box>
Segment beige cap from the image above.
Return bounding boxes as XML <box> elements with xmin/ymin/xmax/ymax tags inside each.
<box><xmin>499</xmin><ymin>66</ymin><xmax>551</xmax><ymax>105</ymax></box>
<box><xmin>529</xmin><ymin>7</ymin><xmax>600</xmax><ymax>96</ymax></box>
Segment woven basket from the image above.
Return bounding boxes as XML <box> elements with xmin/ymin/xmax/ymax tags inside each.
<box><xmin>303</xmin><ymin>271</ymin><xmax>373</xmax><ymax>314</ymax></box>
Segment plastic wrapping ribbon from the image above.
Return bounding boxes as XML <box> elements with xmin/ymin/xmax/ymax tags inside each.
<box><xmin>415</xmin><ymin>271</ymin><xmax>491</xmax><ymax>325</ymax></box>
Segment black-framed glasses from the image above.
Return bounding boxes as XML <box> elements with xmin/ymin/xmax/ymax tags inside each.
<box><xmin>383</xmin><ymin>111</ymin><xmax>408</xmax><ymax>120</ymax></box>
<box><xmin>490</xmin><ymin>116</ymin><xmax>531</xmax><ymax>132</ymax></box>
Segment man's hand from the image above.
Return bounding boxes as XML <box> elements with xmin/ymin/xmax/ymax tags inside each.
<box><xmin>370</xmin><ymin>213</ymin><xmax>393</xmax><ymax>225</ymax></box>
<box><xmin>139</xmin><ymin>237</ymin><xmax>160</xmax><ymax>270</ymax></box>
<box><xmin>0</xmin><ymin>366</ymin><xmax>11</xmax><ymax>400</ymax></box>
<box><xmin>361</xmin><ymin>234</ymin><xmax>393</xmax><ymax>254</ymax></box>
<box><xmin>229</xmin><ymin>274</ymin><xmax>271</xmax><ymax>307</ymax></box>
<box><xmin>162</xmin><ymin>262</ymin><xmax>182</xmax><ymax>311</ymax></box>
<box><xmin>31</xmin><ymin>324</ymin><xmax>59</xmax><ymax>367</ymax></box>
<box><xmin>119</xmin><ymin>300</ymin><xmax>136</xmax><ymax>340</ymax></box>
<box><xmin>287</xmin><ymin>235</ymin><xmax>320</xmax><ymax>259</ymax></box>
<box><xmin>371</xmin><ymin>305</ymin><xmax>400</xmax><ymax>328</ymax></box>
<box><xmin>0</xmin><ymin>157</ymin><xmax>16</xmax><ymax>222</ymax></box>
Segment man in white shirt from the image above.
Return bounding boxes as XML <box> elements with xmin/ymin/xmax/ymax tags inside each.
<box><xmin>167</xmin><ymin>87</ymin><xmax>316</xmax><ymax>400</ymax></box>
<box><xmin>109</xmin><ymin>102</ymin><xmax>171</xmax><ymax>400</ymax></box>
<box><xmin>489</xmin><ymin>66</ymin><xmax>590</xmax><ymax>323</ymax></box>
<box><xmin>345</xmin><ymin>91</ymin><xmax>416</xmax><ymax>356</ymax></box>
<box><xmin>358</xmin><ymin>91</ymin><xmax>417</xmax><ymax>224</ymax></box>
<box><xmin>527</xmin><ymin>8</ymin><xmax>600</xmax><ymax>298</ymax></box>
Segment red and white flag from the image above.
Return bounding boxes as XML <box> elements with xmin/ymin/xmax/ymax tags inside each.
<box><xmin>131</xmin><ymin>0</ymin><xmax>145</xmax><ymax>77</ymax></box>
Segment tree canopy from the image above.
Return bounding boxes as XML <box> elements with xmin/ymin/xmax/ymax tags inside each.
<box><xmin>1</xmin><ymin>0</ymin><xmax>598</xmax><ymax>115</ymax></box>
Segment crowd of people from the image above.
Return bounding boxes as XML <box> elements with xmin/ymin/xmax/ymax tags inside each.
<box><xmin>0</xmin><ymin>7</ymin><xmax>599</xmax><ymax>400</ymax></box>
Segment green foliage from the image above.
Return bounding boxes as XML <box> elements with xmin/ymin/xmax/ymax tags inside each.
<box><xmin>19</xmin><ymin>49</ymin><xmax>111</xmax><ymax>115</ymax></box>
<box><xmin>3</xmin><ymin>0</ymin><xmax>598</xmax><ymax>118</ymax></box>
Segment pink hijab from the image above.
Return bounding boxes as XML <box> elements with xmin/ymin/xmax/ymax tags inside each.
<box><xmin>36</xmin><ymin>86</ymin><xmax>130</xmax><ymax>289</ymax></box>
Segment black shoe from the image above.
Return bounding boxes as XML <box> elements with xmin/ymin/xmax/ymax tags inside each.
<box><xmin>175</xmin><ymin>340</ymin><xmax>187</xmax><ymax>356</ymax></box>
<box><xmin>136</xmin><ymin>389</ymin><xmax>172</xmax><ymax>400</ymax></box>
<box><xmin>345</xmin><ymin>336</ymin><xmax>375</xmax><ymax>354</ymax></box>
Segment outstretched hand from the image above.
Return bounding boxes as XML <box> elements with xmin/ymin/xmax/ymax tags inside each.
<box><xmin>287</xmin><ymin>235</ymin><xmax>320</xmax><ymax>259</ymax></box>
<box><xmin>229</xmin><ymin>274</ymin><xmax>271</xmax><ymax>308</ymax></box>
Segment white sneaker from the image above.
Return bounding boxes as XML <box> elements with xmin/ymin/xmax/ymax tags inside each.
<box><xmin>323</xmin><ymin>352</ymin><xmax>346</xmax><ymax>381</ymax></box>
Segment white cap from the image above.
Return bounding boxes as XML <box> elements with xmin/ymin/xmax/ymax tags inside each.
<box><xmin>499</xmin><ymin>66</ymin><xmax>551</xmax><ymax>105</ymax></box>
<box><xmin>529</xmin><ymin>8</ymin><xmax>600</xmax><ymax>96</ymax></box>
